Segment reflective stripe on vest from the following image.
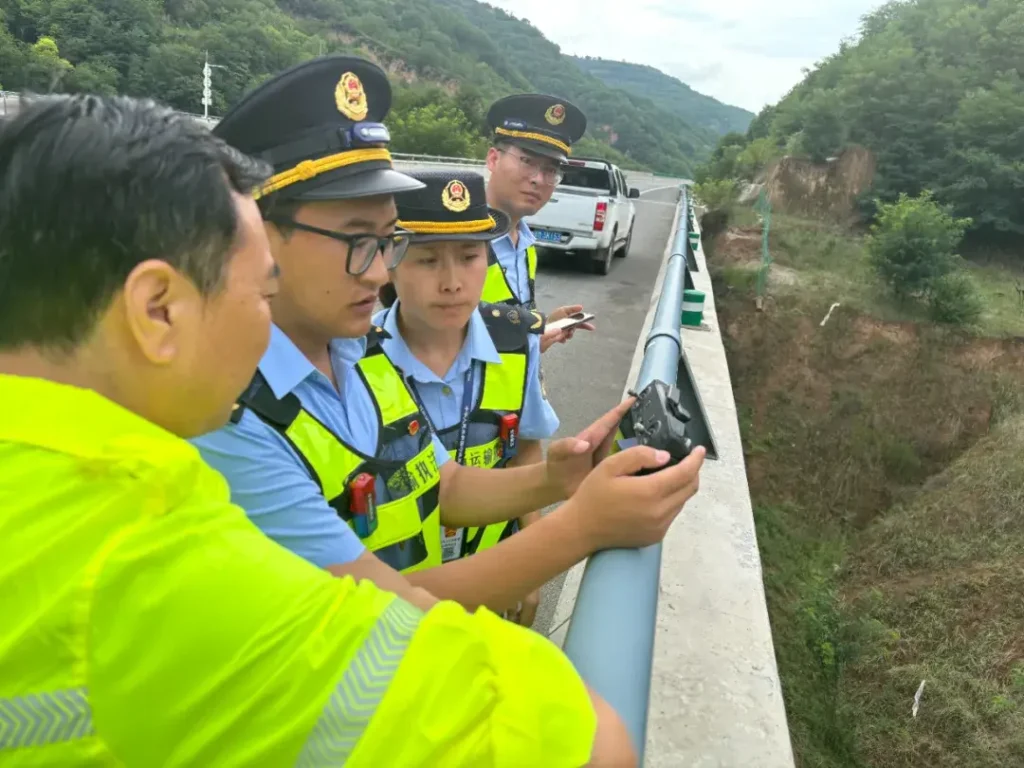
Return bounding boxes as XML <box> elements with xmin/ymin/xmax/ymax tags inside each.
<box><xmin>482</xmin><ymin>244</ymin><xmax>538</xmax><ymax>308</ymax></box>
<box><xmin>236</xmin><ymin>347</ymin><xmax>442</xmax><ymax>574</ymax></box>
<box><xmin>295</xmin><ymin>598</ymin><xmax>421</xmax><ymax>766</ymax></box>
<box><xmin>0</xmin><ymin>687</ymin><xmax>93</xmax><ymax>750</ymax></box>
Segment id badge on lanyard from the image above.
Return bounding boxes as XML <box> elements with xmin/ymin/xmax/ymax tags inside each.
<box><xmin>409</xmin><ymin>364</ymin><xmax>475</xmax><ymax>563</ymax></box>
<box><xmin>440</xmin><ymin>526</ymin><xmax>464</xmax><ymax>563</ymax></box>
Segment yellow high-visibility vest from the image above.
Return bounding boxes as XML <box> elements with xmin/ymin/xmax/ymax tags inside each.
<box><xmin>482</xmin><ymin>243</ymin><xmax>538</xmax><ymax>309</ymax></box>
<box><xmin>427</xmin><ymin>303</ymin><xmax>539</xmax><ymax>559</ymax></box>
<box><xmin>234</xmin><ymin>331</ymin><xmax>442</xmax><ymax>573</ymax></box>
<box><xmin>0</xmin><ymin>373</ymin><xmax>598</xmax><ymax>766</ymax></box>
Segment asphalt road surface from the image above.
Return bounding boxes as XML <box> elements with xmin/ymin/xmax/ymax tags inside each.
<box><xmin>530</xmin><ymin>183</ymin><xmax>681</xmax><ymax>636</ymax></box>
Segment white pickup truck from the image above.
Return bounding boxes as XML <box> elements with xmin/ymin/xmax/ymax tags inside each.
<box><xmin>525</xmin><ymin>158</ymin><xmax>640</xmax><ymax>275</ymax></box>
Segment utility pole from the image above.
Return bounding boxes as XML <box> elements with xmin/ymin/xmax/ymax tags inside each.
<box><xmin>201</xmin><ymin>51</ymin><xmax>227</xmax><ymax>119</ymax></box>
<box><xmin>202</xmin><ymin>52</ymin><xmax>212</xmax><ymax>119</ymax></box>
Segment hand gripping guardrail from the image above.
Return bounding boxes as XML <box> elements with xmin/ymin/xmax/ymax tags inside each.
<box><xmin>562</xmin><ymin>185</ymin><xmax>692</xmax><ymax>764</ymax></box>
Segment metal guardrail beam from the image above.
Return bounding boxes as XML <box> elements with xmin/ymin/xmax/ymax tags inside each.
<box><xmin>562</xmin><ymin>186</ymin><xmax>690</xmax><ymax>762</ymax></box>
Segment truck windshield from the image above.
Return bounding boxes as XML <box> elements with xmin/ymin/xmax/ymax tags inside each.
<box><xmin>560</xmin><ymin>166</ymin><xmax>612</xmax><ymax>191</ymax></box>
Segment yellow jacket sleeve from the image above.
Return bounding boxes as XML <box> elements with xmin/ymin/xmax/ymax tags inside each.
<box><xmin>351</xmin><ymin>602</ymin><xmax>597</xmax><ymax>767</ymax></box>
<box><xmin>87</xmin><ymin>466</ymin><xmax>595</xmax><ymax>767</ymax></box>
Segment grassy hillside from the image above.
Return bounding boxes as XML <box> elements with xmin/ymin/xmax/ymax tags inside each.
<box><xmin>0</xmin><ymin>0</ymin><xmax>719</xmax><ymax>175</ymax></box>
<box><xmin>573</xmin><ymin>56</ymin><xmax>753</xmax><ymax>137</ymax></box>
<box><xmin>710</xmin><ymin>208</ymin><xmax>1024</xmax><ymax>766</ymax></box>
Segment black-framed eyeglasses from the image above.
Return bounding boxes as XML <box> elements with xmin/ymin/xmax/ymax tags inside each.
<box><xmin>497</xmin><ymin>148</ymin><xmax>566</xmax><ymax>185</ymax></box>
<box><xmin>269</xmin><ymin>218</ymin><xmax>412</xmax><ymax>275</ymax></box>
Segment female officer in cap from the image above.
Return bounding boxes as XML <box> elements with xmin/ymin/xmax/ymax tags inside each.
<box><xmin>369</xmin><ymin>170</ymin><xmax>587</xmax><ymax>626</ymax></box>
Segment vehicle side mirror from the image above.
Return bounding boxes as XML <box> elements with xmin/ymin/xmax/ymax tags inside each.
<box><xmin>628</xmin><ymin>187</ymin><xmax>640</xmax><ymax>199</ymax></box>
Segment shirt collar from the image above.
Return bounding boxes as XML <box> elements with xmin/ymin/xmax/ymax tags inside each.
<box><xmin>258</xmin><ymin>325</ymin><xmax>317</xmax><ymax>399</ymax></box>
<box><xmin>380</xmin><ymin>301</ymin><xmax>501</xmax><ymax>385</ymax></box>
<box><xmin>516</xmin><ymin>218</ymin><xmax>537</xmax><ymax>248</ymax></box>
<box><xmin>258</xmin><ymin>324</ymin><xmax>367</xmax><ymax>399</ymax></box>
<box><xmin>492</xmin><ymin>218</ymin><xmax>536</xmax><ymax>253</ymax></box>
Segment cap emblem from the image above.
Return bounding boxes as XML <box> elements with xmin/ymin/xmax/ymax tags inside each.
<box><xmin>335</xmin><ymin>72</ymin><xmax>368</xmax><ymax>121</ymax></box>
<box><xmin>545</xmin><ymin>103</ymin><xmax>566</xmax><ymax>126</ymax></box>
<box><xmin>442</xmin><ymin>179</ymin><xmax>471</xmax><ymax>213</ymax></box>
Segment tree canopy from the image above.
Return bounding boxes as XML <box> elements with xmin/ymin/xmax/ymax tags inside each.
<box><xmin>698</xmin><ymin>0</ymin><xmax>1024</xmax><ymax>245</ymax></box>
<box><xmin>0</xmin><ymin>0</ymin><xmax>741</xmax><ymax>175</ymax></box>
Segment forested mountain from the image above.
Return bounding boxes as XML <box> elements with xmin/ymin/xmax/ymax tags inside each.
<box><xmin>702</xmin><ymin>0</ymin><xmax>1024</xmax><ymax>242</ymax></box>
<box><xmin>573</xmin><ymin>56</ymin><xmax>753</xmax><ymax>137</ymax></box>
<box><xmin>0</xmin><ymin>0</ymin><xmax>724</xmax><ymax>175</ymax></box>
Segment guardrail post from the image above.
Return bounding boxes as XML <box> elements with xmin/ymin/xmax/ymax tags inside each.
<box><xmin>562</xmin><ymin>185</ymin><xmax>690</xmax><ymax>763</ymax></box>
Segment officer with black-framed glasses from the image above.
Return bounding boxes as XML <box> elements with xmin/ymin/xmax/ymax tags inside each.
<box><xmin>264</xmin><ymin>216</ymin><xmax>412</xmax><ymax>275</ymax></box>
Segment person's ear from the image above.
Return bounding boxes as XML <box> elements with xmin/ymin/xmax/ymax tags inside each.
<box><xmin>486</xmin><ymin>146</ymin><xmax>501</xmax><ymax>173</ymax></box>
<box><xmin>121</xmin><ymin>259</ymin><xmax>201</xmax><ymax>365</ymax></box>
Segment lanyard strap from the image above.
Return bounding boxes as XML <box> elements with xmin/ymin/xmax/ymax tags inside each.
<box><xmin>407</xmin><ymin>363</ymin><xmax>476</xmax><ymax>467</ymax></box>
<box><xmin>381</xmin><ymin>306</ymin><xmax>477</xmax><ymax>465</ymax></box>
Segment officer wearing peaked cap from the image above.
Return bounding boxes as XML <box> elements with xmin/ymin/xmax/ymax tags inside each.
<box><xmin>373</xmin><ymin>169</ymin><xmax>560</xmax><ymax>627</ymax></box>
<box><xmin>214</xmin><ymin>55</ymin><xmax>423</xmax><ymax>202</ymax></box>
<box><xmin>194</xmin><ymin>55</ymin><xmax>451</xmax><ymax>599</ymax></box>
<box><xmin>488</xmin><ymin>93</ymin><xmax>587</xmax><ymax>164</ymax></box>
<box><xmin>192</xmin><ymin>59</ymin><xmax>636</xmax><ymax>619</ymax></box>
<box><xmin>482</xmin><ymin>94</ymin><xmax>595</xmax><ymax>353</ymax></box>
<box><xmin>367</xmin><ymin>168</ymin><xmax>705</xmax><ymax>634</ymax></box>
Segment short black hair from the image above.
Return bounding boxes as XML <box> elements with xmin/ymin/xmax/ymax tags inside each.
<box><xmin>256</xmin><ymin>195</ymin><xmax>303</xmax><ymax>238</ymax></box>
<box><xmin>0</xmin><ymin>94</ymin><xmax>271</xmax><ymax>352</ymax></box>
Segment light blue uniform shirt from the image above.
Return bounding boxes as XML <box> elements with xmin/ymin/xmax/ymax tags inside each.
<box><xmin>191</xmin><ymin>324</ymin><xmax>450</xmax><ymax>568</ymax></box>
<box><xmin>490</xmin><ymin>219</ymin><xmax>537</xmax><ymax>306</ymax></box>
<box><xmin>366</xmin><ymin>301</ymin><xmax>559</xmax><ymax>443</ymax></box>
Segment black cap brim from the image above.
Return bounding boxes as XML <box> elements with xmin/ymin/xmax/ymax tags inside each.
<box><xmin>289</xmin><ymin>167</ymin><xmax>425</xmax><ymax>202</ymax></box>
<box><xmin>406</xmin><ymin>208</ymin><xmax>511</xmax><ymax>244</ymax></box>
<box><xmin>502</xmin><ymin>137</ymin><xmax>568</xmax><ymax>163</ymax></box>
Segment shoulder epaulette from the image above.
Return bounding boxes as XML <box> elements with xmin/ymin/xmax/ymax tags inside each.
<box><xmin>363</xmin><ymin>323</ymin><xmax>392</xmax><ymax>356</ymax></box>
<box><xmin>479</xmin><ymin>302</ymin><xmax>544</xmax><ymax>352</ymax></box>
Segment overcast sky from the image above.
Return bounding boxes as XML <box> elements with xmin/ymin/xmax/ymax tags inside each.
<box><xmin>486</xmin><ymin>0</ymin><xmax>885</xmax><ymax>113</ymax></box>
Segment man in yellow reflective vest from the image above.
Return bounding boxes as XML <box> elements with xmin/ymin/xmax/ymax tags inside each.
<box><xmin>483</xmin><ymin>93</ymin><xmax>596</xmax><ymax>353</ymax></box>
<box><xmin>0</xmin><ymin>92</ymin><xmax>652</xmax><ymax>766</ymax></box>
<box><xmin>193</xmin><ymin>57</ymin><xmax>705</xmax><ymax>610</ymax></box>
<box><xmin>480</xmin><ymin>94</ymin><xmax>599</xmax><ymax>618</ymax></box>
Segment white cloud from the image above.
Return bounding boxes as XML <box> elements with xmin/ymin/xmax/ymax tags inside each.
<box><xmin>484</xmin><ymin>0</ymin><xmax>884</xmax><ymax>112</ymax></box>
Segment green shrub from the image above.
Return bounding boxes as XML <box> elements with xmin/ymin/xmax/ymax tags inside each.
<box><xmin>928</xmin><ymin>271</ymin><xmax>984</xmax><ymax>326</ymax></box>
<box><xmin>868</xmin><ymin>191</ymin><xmax>972</xmax><ymax>302</ymax></box>
<box><xmin>735</xmin><ymin>137</ymin><xmax>782</xmax><ymax>180</ymax></box>
<box><xmin>387</xmin><ymin>102</ymin><xmax>487</xmax><ymax>158</ymax></box>
<box><xmin>693</xmin><ymin>178</ymin><xmax>738</xmax><ymax>212</ymax></box>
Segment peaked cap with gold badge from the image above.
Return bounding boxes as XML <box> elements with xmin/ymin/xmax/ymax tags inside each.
<box><xmin>395</xmin><ymin>170</ymin><xmax>510</xmax><ymax>243</ymax></box>
<box><xmin>214</xmin><ymin>55</ymin><xmax>423</xmax><ymax>202</ymax></box>
<box><xmin>486</xmin><ymin>93</ymin><xmax>587</xmax><ymax>163</ymax></box>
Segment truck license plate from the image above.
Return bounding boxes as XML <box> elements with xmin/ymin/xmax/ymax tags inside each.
<box><xmin>534</xmin><ymin>229</ymin><xmax>562</xmax><ymax>243</ymax></box>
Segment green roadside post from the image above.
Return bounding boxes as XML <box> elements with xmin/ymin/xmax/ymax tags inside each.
<box><xmin>681</xmin><ymin>289</ymin><xmax>706</xmax><ymax>326</ymax></box>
